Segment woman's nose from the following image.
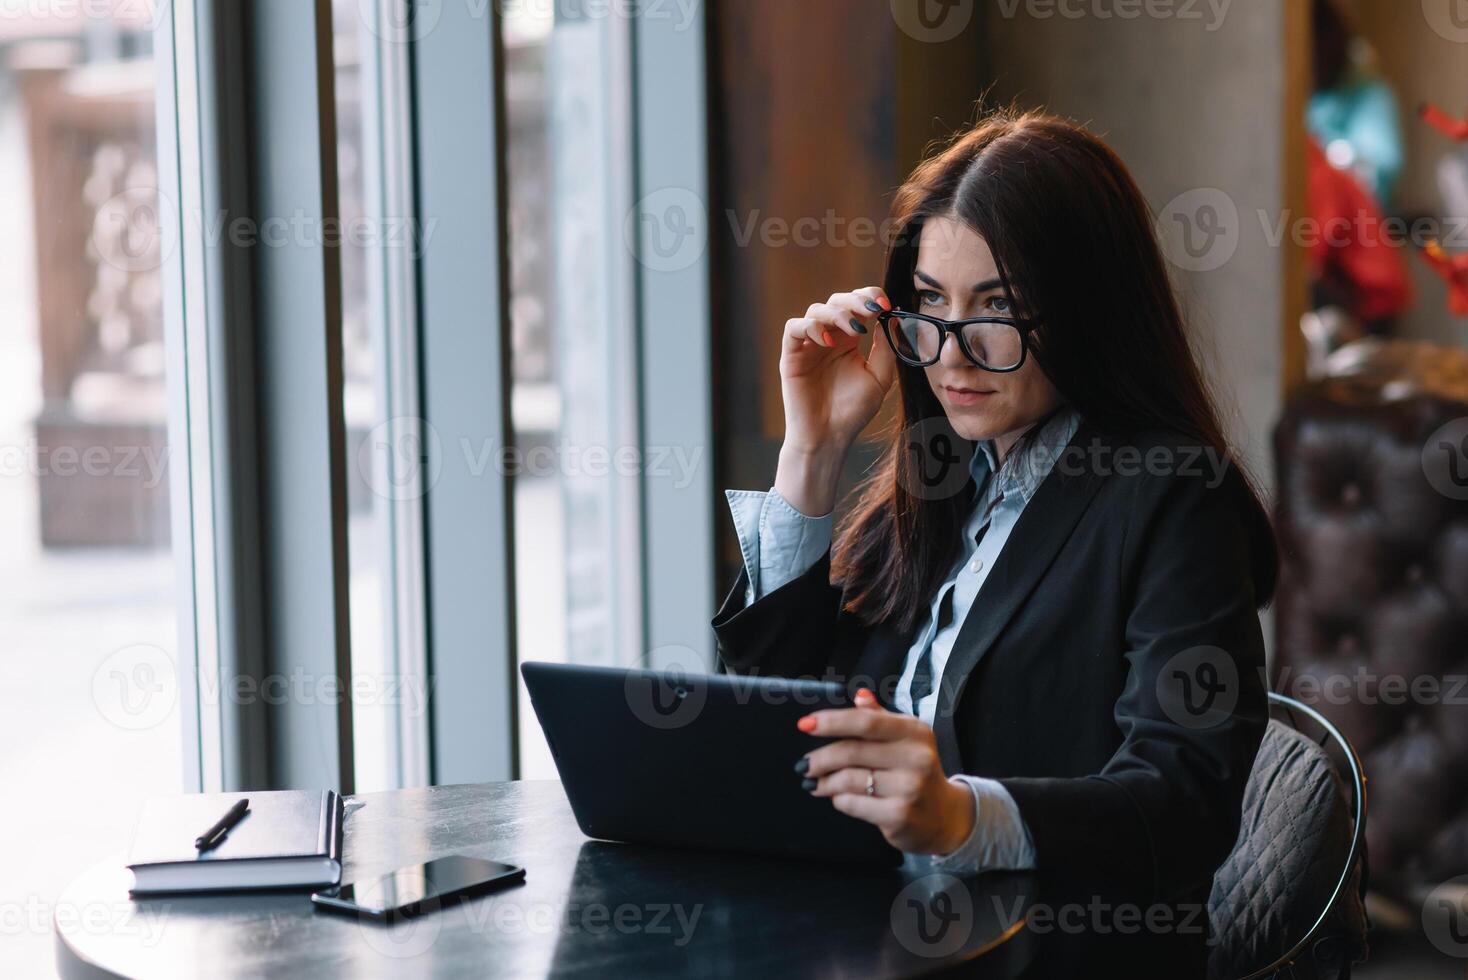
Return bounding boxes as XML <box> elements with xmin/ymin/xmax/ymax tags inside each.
<box><xmin>937</xmin><ymin>329</ymin><xmax>970</xmax><ymax>369</ymax></box>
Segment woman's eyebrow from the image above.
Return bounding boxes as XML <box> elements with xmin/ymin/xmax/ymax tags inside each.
<box><xmin>914</xmin><ymin>270</ymin><xmax>1006</xmax><ymax>295</ymax></box>
<box><xmin>914</xmin><ymin>269</ymin><xmax>945</xmax><ymax>291</ymax></box>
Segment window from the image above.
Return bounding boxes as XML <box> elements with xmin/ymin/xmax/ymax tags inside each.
<box><xmin>0</xmin><ymin>10</ymin><xmax>190</xmax><ymax>975</ymax></box>
<box><xmin>0</xmin><ymin>15</ymin><xmax>715</xmax><ymax>947</ymax></box>
<box><xmin>503</xmin><ymin>3</ymin><xmax>646</xmax><ymax>779</ymax></box>
<box><xmin>334</xmin><ymin>0</ymin><xmax>430</xmax><ymax>794</ymax></box>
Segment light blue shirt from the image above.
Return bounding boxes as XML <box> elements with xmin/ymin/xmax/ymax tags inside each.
<box><xmin>725</xmin><ymin>408</ymin><xmax>1082</xmax><ymax>874</ymax></box>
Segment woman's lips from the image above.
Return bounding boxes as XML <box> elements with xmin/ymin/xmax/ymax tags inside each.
<box><xmin>943</xmin><ymin>385</ymin><xmax>994</xmax><ymax>407</ymax></box>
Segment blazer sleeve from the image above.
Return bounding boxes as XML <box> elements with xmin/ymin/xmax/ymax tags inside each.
<box><xmin>999</xmin><ymin>466</ymin><xmax>1268</xmax><ymax>904</ymax></box>
<box><xmin>713</xmin><ymin>551</ymin><xmax>845</xmax><ymax>679</ymax></box>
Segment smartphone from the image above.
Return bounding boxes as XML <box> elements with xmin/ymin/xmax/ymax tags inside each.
<box><xmin>311</xmin><ymin>855</ymin><xmax>525</xmax><ymax>920</ymax></box>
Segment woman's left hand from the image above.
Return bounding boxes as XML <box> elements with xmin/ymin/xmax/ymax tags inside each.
<box><xmin>798</xmin><ymin>689</ymin><xmax>976</xmax><ymax>855</ymax></box>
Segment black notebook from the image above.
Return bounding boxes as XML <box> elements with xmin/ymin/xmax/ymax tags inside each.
<box><xmin>127</xmin><ymin>790</ymin><xmax>344</xmax><ymax>895</ymax></box>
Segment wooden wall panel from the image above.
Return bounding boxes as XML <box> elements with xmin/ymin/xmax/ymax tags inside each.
<box><xmin>707</xmin><ymin>1</ymin><xmax>985</xmax><ymax>579</ymax></box>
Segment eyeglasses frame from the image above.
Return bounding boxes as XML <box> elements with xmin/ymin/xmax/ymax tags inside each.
<box><xmin>876</xmin><ymin>309</ymin><xmax>1037</xmax><ymax>373</ymax></box>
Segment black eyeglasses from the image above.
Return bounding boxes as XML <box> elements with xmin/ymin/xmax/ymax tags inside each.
<box><xmin>877</xmin><ymin>309</ymin><xmax>1035</xmax><ymax>372</ymax></box>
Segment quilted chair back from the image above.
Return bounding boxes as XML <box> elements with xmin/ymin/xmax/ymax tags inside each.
<box><xmin>1208</xmin><ymin>709</ymin><xmax>1368</xmax><ymax>979</ymax></box>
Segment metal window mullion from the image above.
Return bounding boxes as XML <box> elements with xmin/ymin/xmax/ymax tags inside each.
<box><xmin>204</xmin><ymin>0</ymin><xmax>274</xmax><ymax>792</ymax></box>
<box><xmin>155</xmin><ymin>0</ymin><xmax>213</xmax><ymax>794</ymax></box>
<box><xmin>361</xmin><ymin>0</ymin><xmax>431</xmax><ymax>790</ymax></box>
<box><xmin>414</xmin><ymin>1</ymin><xmax>519</xmax><ymax>783</ymax></box>
<box><xmin>603</xmin><ymin>14</ymin><xmax>646</xmax><ymax>675</ymax></box>
<box><xmin>159</xmin><ymin>0</ymin><xmax>273</xmax><ymax>794</ymax></box>
<box><xmin>188</xmin><ymin>0</ymin><xmax>273</xmax><ymax>793</ymax></box>
<box><xmin>247</xmin><ymin>0</ymin><xmax>356</xmax><ymax>792</ymax></box>
<box><xmin>633</xmin><ymin>2</ymin><xmax>715</xmax><ymax>672</ymax></box>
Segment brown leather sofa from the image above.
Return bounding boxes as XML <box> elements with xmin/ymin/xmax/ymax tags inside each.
<box><xmin>1272</xmin><ymin>341</ymin><xmax>1468</xmax><ymax>898</ymax></box>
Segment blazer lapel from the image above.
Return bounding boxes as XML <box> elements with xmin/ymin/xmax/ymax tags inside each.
<box><xmin>852</xmin><ymin>624</ymin><xmax>911</xmax><ymax>701</ymax></box>
<box><xmin>931</xmin><ymin>420</ymin><xmax>1109</xmax><ymax>774</ymax></box>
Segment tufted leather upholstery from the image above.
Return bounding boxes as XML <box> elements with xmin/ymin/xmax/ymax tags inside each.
<box><xmin>1272</xmin><ymin>348</ymin><xmax>1468</xmax><ymax>898</ymax></box>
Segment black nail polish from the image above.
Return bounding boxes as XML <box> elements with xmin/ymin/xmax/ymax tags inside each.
<box><xmin>794</xmin><ymin>757</ymin><xmax>809</xmax><ymax>775</ymax></box>
<box><xmin>848</xmin><ymin>318</ymin><xmax>868</xmax><ymax>335</ymax></box>
<box><xmin>864</xmin><ymin>300</ymin><xmax>883</xmax><ymax>314</ymax></box>
<box><xmin>801</xmin><ymin>778</ymin><xmax>818</xmax><ymax>792</ymax></box>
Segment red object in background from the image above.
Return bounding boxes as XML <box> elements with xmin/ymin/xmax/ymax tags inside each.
<box><xmin>1420</xmin><ymin>240</ymin><xmax>1468</xmax><ymax>317</ymax></box>
<box><xmin>1305</xmin><ymin>136</ymin><xmax>1412</xmax><ymax>323</ymax></box>
<box><xmin>1420</xmin><ymin>101</ymin><xmax>1468</xmax><ymax>141</ymax></box>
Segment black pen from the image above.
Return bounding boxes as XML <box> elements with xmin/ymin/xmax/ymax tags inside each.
<box><xmin>195</xmin><ymin>798</ymin><xmax>249</xmax><ymax>851</ymax></box>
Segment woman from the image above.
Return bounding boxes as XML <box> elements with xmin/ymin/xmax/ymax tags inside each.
<box><xmin>713</xmin><ymin>109</ymin><xmax>1276</xmax><ymax>967</ymax></box>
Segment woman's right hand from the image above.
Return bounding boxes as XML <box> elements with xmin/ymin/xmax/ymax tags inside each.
<box><xmin>774</xmin><ymin>286</ymin><xmax>898</xmax><ymax>517</ymax></box>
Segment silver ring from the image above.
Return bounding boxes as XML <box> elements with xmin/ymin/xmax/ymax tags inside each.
<box><xmin>865</xmin><ymin>770</ymin><xmax>877</xmax><ymax>797</ymax></box>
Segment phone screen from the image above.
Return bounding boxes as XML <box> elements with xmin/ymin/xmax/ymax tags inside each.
<box><xmin>313</xmin><ymin>855</ymin><xmax>525</xmax><ymax>918</ymax></box>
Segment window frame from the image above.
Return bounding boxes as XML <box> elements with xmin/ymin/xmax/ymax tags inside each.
<box><xmin>160</xmin><ymin>0</ymin><xmax>357</xmax><ymax>793</ymax></box>
<box><xmin>632</xmin><ymin>1</ymin><xmax>716</xmax><ymax>673</ymax></box>
<box><xmin>155</xmin><ymin>0</ymin><xmax>716</xmax><ymax>791</ymax></box>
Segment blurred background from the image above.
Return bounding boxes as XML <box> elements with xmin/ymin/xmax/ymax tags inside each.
<box><xmin>3</xmin><ymin>0</ymin><xmax>1467</xmax><ymax>975</ymax></box>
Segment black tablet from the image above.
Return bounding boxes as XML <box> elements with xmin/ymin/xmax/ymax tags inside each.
<box><xmin>521</xmin><ymin>661</ymin><xmax>903</xmax><ymax>867</ymax></box>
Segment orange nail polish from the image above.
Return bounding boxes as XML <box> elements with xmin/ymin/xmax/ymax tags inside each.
<box><xmin>821</xmin><ymin>330</ymin><xmax>833</xmax><ymax>346</ymax></box>
<box><xmin>797</xmin><ymin>716</ymin><xmax>817</xmax><ymax>733</ymax></box>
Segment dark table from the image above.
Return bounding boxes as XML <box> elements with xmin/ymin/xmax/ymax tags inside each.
<box><xmin>55</xmin><ymin>780</ymin><xmax>1038</xmax><ymax>978</ymax></box>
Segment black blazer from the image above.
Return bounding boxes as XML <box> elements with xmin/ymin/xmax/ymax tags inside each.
<box><xmin>713</xmin><ymin>422</ymin><xmax>1270</xmax><ymax>958</ymax></box>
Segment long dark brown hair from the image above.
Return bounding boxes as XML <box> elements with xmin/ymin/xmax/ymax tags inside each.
<box><xmin>831</xmin><ymin>108</ymin><xmax>1277</xmax><ymax>633</ymax></box>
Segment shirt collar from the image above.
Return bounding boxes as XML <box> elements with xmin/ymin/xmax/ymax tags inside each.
<box><xmin>968</xmin><ymin>406</ymin><xmax>1083</xmax><ymax>505</ymax></box>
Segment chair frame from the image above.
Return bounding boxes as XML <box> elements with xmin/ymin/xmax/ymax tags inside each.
<box><xmin>1234</xmin><ymin>692</ymin><xmax>1370</xmax><ymax>980</ymax></box>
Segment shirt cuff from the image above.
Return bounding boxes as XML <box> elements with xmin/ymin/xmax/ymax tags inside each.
<box><xmin>925</xmin><ymin>776</ymin><xmax>1038</xmax><ymax>874</ymax></box>
<box><xmin>724</xmin><ymin>488</ymin><xmax>833</xmax><ymax>604</ymax></box>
